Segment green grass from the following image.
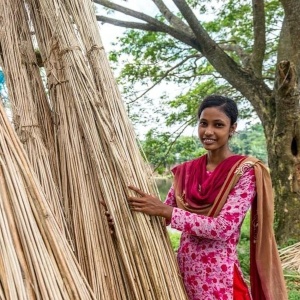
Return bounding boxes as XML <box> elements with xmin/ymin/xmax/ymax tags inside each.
<box><xmin>285</xmin><ymin>273</ymin><xmax>300</xmax><ymax>300</ymax></box>
<box><xmin>168</xmin><ymin>229</ymin><xmax>181</xmax><ymax>252</ymax></box>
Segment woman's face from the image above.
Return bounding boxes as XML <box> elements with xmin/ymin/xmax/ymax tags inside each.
<box><xmin>198</xmin><ymin>107</ymin><xmax>236</xmax><ymax>153</ymax></box>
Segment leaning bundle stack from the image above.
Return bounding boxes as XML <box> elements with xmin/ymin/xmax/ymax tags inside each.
<box><xmin>27</xmin><ymin>0</ymin><xmax>187</xmax><ymax>298</ymax></box>
<box><xmin>27</xmin><ymin>0</ymin><xmax>129</xmax><ymax>298</ymax></box>
<box><xmin>0</xmin><ymin>103</ymin><xmax>95</xmax><ymax>299</ymax></box>
<box><xmin>0</xmin><ymin>0</ymin><xmax>66</xmax><ymax>233</ymax></box>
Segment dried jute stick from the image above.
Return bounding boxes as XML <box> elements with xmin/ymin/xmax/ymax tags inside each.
<box><xmin>279</xmin><ymin>242</ymin><xmax>300</xmax><ymax>273</ymax></box>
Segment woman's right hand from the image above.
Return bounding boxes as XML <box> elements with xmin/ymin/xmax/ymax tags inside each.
<box><xmin>100</xmin><ymin>201</ymin><xmax>115</xmax><ymax>235</ymax></box>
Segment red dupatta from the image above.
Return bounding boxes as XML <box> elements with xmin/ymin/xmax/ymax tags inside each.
<box><xmin>171</xmin><ymin>154</ymin><xmax>245</xmax><ymax>213</ymax></box>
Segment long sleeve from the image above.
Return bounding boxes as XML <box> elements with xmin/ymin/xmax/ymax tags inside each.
<box><xmin>170</xmin><ymin>168</ymin><xmax>256</xmax><ymax>241</ymax></box>
<box><xmin>164</xmin><ymin>185</ymin><xmax>177</xmax><ymax>207</ymax></box>
<box><xmin>163</xmin><ymin>185</ymin><xmax>177</xmax><ymax>226</ymax></box>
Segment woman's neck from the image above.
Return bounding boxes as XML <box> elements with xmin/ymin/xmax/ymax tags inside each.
<box><xmin>206</xmin><ymin>150</ymin><xmax>235</xmax><ymax>171</ymax></box>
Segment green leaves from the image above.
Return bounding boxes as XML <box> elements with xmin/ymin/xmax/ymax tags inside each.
<box><xmin>113</xmin><ymin>29</ymin><xmax>194</xmax><ymax>85</ymax></box>
<box><xmin>103</xmin><ymin>0</ymin><xmax>276</xmax><ymax>169</ymax></box>
<box><xmin>141</xmin><ymin>131</ymin><xmax>205</xmax><ymax>174</ymax></box>
<box><xmin>230</xmin><ymin>123</ymin><xmax>267</xmax><ymax>162</ymax></box>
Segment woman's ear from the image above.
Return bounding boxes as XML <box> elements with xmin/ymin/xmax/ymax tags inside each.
<box><xmin>230</xmin><ymin>123</ymin><xmax>237</xmax><ymax>136</ymax></box>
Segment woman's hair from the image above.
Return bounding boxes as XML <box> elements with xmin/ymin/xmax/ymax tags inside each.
<box><xmin>197</xmin><ymin>95</ymin><xmax>238</xmax><ymax>125</ymax></box>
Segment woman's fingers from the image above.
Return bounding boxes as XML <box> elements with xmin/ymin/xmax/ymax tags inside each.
<box><xmin>128</xmin><ymin>185</ymin><xmax>147</xmax><ymax>197</ymax></box>
<box><xmin>100</xmin><ymin>201</ymin><xmax>115</xmax><ymax>234</ymax></box>
<box><xmin>128</xmin><ymin>196</ymin><xmax>144</xmax><ymax>202</ymax></box>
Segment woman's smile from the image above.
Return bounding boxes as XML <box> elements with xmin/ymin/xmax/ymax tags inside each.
<box><xmin>202</xmin><ymin>138</ymin><xmax>216</xmax><ymax>145</ymax></box>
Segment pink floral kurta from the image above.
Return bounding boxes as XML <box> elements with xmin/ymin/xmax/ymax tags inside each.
<box><xmin>165</xmin><ymin>168</ymin><xmax>256</xmax><ymax>300</ymax></box>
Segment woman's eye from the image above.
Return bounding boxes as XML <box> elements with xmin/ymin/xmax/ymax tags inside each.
<box><xmin>216</xmin><ymin>123</ymin><xmax>224</xmax><ymax>127</ymax></box>
<box><xmin>199</xmin><ymin>122</ymin><xmax>207</xmax><ymax>126</ymax></box>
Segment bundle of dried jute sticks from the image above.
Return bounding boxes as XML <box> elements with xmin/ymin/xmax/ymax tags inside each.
<box><xmin>0</xmin><ymin>0</ymin><xmax>188</xmax><ymax>298</ymax></box>
<box><xmin>27</xmin><ymin>1</ymin><xmax>129</xmax><ymax>298</ymax></box>
<box><xmin>0</xmin><ymin>0</ymin><xmax>66</xmax><ymax>235</ymax></box>
<box><xmin>279</xmin><ymin>242</ymin><xmax>300</xmax><ymax>273</ymax></box>
<box><xmin>0</xmin><ymin>101</ymin><xmax>95</xmax><ymax>299</ymax></box>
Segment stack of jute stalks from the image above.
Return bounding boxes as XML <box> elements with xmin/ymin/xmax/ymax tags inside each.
<box><xmin>26</xmin><ymin>1</ymin><xmax>130</xmax><ymax>298</ymax></box>
<box><xmin>0</xmin><ymin>0</ymin><xmax>188</xmax><ymax>299</ymax></box>
<box><xmin>279</xmin><ymin>242</ymin><xmax>300</xmax><ymax>273</ymax></box>
<box><xmin>0</xmin><ymin>102</ymin><xmax>95</xmax><ymax>299</ymax></box>
<box><xmin>0</xmin><ymin>0</ymin><xmax>67</xmax><ymax>236</ymax></box>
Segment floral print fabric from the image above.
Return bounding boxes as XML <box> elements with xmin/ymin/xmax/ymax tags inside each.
<box><xmin>165</xmin><ymin>168</ymin><xmax>256</xmax><ymax>300</ymax></box>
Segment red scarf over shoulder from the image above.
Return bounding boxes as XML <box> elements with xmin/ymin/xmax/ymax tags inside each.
<box><xmin>172</xmin><ymin>154</ymin><xmax>244</xmax><ymax>210</ymax></box>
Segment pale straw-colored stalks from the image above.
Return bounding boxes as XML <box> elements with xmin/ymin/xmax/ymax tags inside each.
<box><xmin>0</xmin><ymin>0</ymin><xmax>66</xmax><ymax>234</ymax></box>
<box><xmin>27</xmin><ymin>1</ymin><xmax>131</xmax><ymax>298</ymax></box>
<box><xmin>0</xmin><ymin>102</ymin><xmax>95</xmax><ymax>299</ymax></box>
<box><xmin>1</xmin><ymin>0</ymin><xmax>187</xmax><ymax>297</ymax></box>
<box><xmin>30</xmin><ymin>0</ymin><xmax>187</xmax><ymax>298</ymax></box>
<box><xmin>279</xmin><ymin>242</ymin><xmax>300</xmax><ymax>273</ymax></box>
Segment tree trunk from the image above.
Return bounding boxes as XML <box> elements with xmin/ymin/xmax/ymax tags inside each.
<box><xmin>266</xmin><ymin>0</ymin><xmax>300</xmax><ymax>244</ymax></box>
<box><xmin>266</xmin><ymin>60</ymin><xmax>300</xmax><ymax>244</ymax></box>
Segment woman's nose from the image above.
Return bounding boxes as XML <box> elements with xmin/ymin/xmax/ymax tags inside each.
<box><xmin>204</xmin><ymin>128</ymin><xmax>213</xmax><ymax>135</ymax></box>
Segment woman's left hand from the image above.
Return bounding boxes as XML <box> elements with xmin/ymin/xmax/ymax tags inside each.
<box><xmin>128</xmin><ymin>185</ymin><xmax>173</xmax><ymax>220</ymax></box>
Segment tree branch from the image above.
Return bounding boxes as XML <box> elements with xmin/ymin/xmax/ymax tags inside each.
<box><xmin>280</xmin><ymin>0</ymin><xmax>300</xmax><ymax>75</ymax></box>
<box><xmin>277</xmin><ymin>17</ymin><xmax>293</xmax><ymax>63</ymax></box>
<box><xmin>94</xmin><ymin>0</ymin><xmax>174</xmax><ymax>29</ymax></box>
<box><xmin>171</xmin><ymin>0</ymin><xmax>271</xmax><ymax>120</ymax></box>
<box><xmin>95</xmin><ymin>0</ymin><xmax>200</xmax><ymax>51</ymax></box>
<box><xmin>96</xmin><ymin>16</ymin><xmax>162</xmax><ymax>31</ymax></box>
<box><xmin>128</xmin><ymin>54</ymin><xmax>202</xmax><ymax>104</ymax></box>
<box><xmin>250</xmin><ymin>0</ymin><xmax>266</xmax><ymax>77</ymax></box>
<box><xmin>172</xmin><ymin>0</ymin><xmax>216</xmax><ymax>54</ymax></box>
<box><xmin>220</xmin><ymin>43</ymin><xmax>251</xmax><ymax>68</ymax></box>
<box><xmin>152</xmin><ymin>0</ymin><xmax>191</xmax><ymax>32</ymax></box>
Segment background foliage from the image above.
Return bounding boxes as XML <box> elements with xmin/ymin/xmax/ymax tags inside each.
<box><xmin>142</xmin><ymin>122</ymin><xmax>267</xmax><ymax>175</ymax></box>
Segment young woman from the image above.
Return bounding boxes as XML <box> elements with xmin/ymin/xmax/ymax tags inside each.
<box><xmin>128</xmin><ymin>95</ymin><xmax>287</xmax><ymax>300</ymax></box>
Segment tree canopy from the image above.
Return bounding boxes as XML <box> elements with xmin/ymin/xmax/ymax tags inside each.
<box><xmin>95</xmin><ymin>0</ymin><xmax>283</xmax><ymax>130</ymax></box>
